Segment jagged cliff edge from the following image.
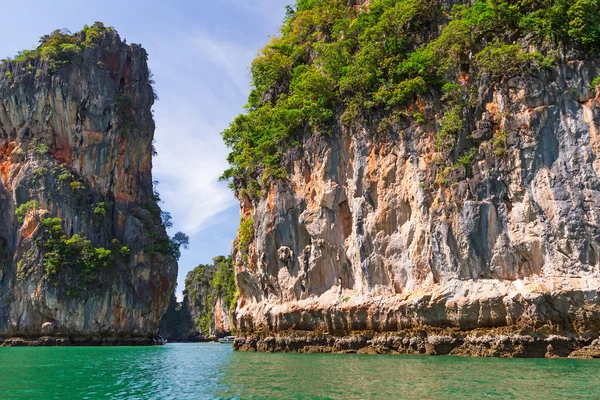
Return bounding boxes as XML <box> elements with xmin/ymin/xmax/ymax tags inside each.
<box><xmin>0</xmin><ymin>24</ymin><xmax>177</xmax><ymax>345</ymax></box>
<box><xmin>226</xmin><ymin>0</ymin><xmax>600</xmax><ymax>357</ymax></box>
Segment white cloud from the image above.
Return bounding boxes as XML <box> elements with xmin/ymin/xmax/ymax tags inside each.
<box><xmin>148</xmin><ymin>29</ymin><xmax>259</xmax><ymax>235</ymax></box>
<box><xmin>153</xmin><ymin>106</ymin><xmax>237</xmax><ymax>235</ymax></box>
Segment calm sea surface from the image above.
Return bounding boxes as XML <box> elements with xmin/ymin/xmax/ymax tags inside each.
<box><xmin>1</xmin><ymin>343</ymin><xmax>599</xmax><ymax>399</ymax></box>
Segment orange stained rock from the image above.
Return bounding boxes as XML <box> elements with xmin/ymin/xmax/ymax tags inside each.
<box><xmin>112</xmin><ymin>302</ymin><xmax>123</xmax><ymax>326</ymax></box>
<box><xmin>21</xmin><ymin>213</ymin><xmax>41</xmax><ymax>239</ymax></box>
<box><xmin>366</xmin><ymin>146</ymin><xmax>378</xmax><ymax>179</ymax></box>
<box><xmin>114</xmin><ymin>136</ymin><xmax>137</xmax><ymax>203</ymax></box>
<box><xmin>268</xmin><ymin>185</ymin><xmax>277</xmax><ymax>213</ymax></box>
<box><xmin>486</xmin><ymin>102</ymin><xmax>500</xmax><ymax>119</ymax></box>
<box><xmin>112</xmin><ymin>302</ymin><xmax>130</xmax><ymax>329</ymax></box>
<box><xmin>458</xmin><ymin>73</ymin><xmax>470</xmax><ymax>84</ymax></box>
<box><xmin>139</xmin><ymin>152</ymin><xmax>151</xmax><ymax>174</ymax></box>
<box><xmin>101</xmin><ymin>50</ymin><xmax>123</xmax><ymax>82</ymax></box>
<box><xmin>5</xmin><ymin>141</ymin><xmax>16</xmax><ymax>155</ymax></box>
<box><xmin>0</xmin><ymin>160</ymin><xmax>13</xmax><ymax>186</ymax></box>
<box><xmin>0</xmin><ymin>141</ymin><xmax>17</xmax><ymax>185</ymax></box>
<box><xmin>50</xmin><ymin>148</ymin><xmax>73</xmax><ymax>166</ymax></box>
<box><xmin>115</xmin><ymin>190</ymin><xmax>136</xmax><ymax>203</ymax></box>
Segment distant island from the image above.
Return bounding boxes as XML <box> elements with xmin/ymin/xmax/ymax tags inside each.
<box><xmin>159</xmin><ymin>256</ymin><xmax>236</xmax><ymax>342</ymax></box>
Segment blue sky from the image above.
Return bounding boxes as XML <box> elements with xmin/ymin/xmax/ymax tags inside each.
<box><xmin>0</xmin><ymin>0</ymin><xmax>289</xmax><ymax>299</ymax></box>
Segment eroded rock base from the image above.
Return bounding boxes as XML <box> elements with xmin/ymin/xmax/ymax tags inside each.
<box><xmin>0</xmin><ymin>336</ymin><xmax>161</xmax><ymax>346</ymax></box>
<box><xmin>235</xmin><ymin>330</ymin><xmax>600</xmax><ymax>358</ymax></box>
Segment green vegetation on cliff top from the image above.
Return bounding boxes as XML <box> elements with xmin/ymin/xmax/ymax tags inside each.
<box><xmin>1</xmin><ymin>22</ymin><xmax>114</xmax><ymax>71</ymax></box>
<box><xmin>220</xmin><ymin>0</ymin><xmax>600</xmax><ymax>197</ymax></box>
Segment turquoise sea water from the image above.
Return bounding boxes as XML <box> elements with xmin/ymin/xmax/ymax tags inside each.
<box><xmin>1</xmin><ymin>343</ymin><xmax>599</xmax><ymax>399</ymax></box>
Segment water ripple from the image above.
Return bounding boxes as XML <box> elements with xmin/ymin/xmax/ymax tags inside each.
<box><xmin>1</xmin><ymin>343</ymin><xmax>599</xmax><ymax>399</ymax></box>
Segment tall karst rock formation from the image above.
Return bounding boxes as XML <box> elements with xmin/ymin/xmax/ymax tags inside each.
<box><xmin>0</xmin><ymin>24</ymin><xmax>177</xmax><ymax>345</ymax></box>
<box><xmin>159</xmin><ymin>256</ymin><xmax>235</xmax><ymax>342</ymax></box>
<box><xmin>224</xmin><ymin>0</ymin><xmax>600</xmax><ymax>356</ymax></box>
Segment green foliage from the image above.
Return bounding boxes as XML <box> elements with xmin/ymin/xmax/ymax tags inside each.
<box><xmin>15</xmin><ymin>200</ymin><xmax>40</xmax><ymax>224</ymax></box>
<box><xmin>70</xmin><ymin>181</ymin><xmax>84</xmax><ymax>190</ymax></box>
<box><xmin>34</xmin><ymin>143</ymin><xmax>50</xmax><ymax>155</ymax></box>
<box><xmin>435</xmin><ymin>166</ymin><xmax>451</xmax><ymax>186</ymax></box>
<box><xmin>196</xmin><ymin>314</ymin><xmax>212</xmax><ymax>338</ymax></box>
<box><xmin>456</xmin><ymin>147</ymin><xmax>478</xmax><ymax>175</ymax></box>
<box><xmin>33</xmin><ymin>29</ymin><xmax>80</xmax><ymax>71</ymax></box>
<box><xmin>16</xmin><ymin>260</ymin><xmax>27</xmax><ymax>281</ymax></box>
<box><xmin>491</xmin><ymin>129</ymin><xmax>509</xmax><ymax>157</ymax></box>
<box><xmin>413</xmin><ymin>112</ymin><xmax>426</xmax><ymax>125</ymax></box>
<box><xmin>592</xmin><ymin>76</ymin><xmax>600</xmax><ymax>88</ymax></box>
<box><xmin>41</xmin><ymin>217</ymin><xmax>113</xmax><ymax>277</ymax></box>
<box><xmin>146</xmin><ymin>238</ymin><xmax>176</xmax><ymax>258</ymax></box>
<box><xmin>186</xmin><ymin>256</ymin><xmax>236</xmax><ymax>337</ymax></box>
<box><xmin>32</xmin><ymin>167</ymin><xmax>48</xmax><ymax>183</ymax></box>
<box><xmin>58</xmin><ymin>172</ymin><xmax>73</xmax><ymax>182</ymax></box>
<box><xmin>115</xmin><ymin>92</ymin><xmax>135</xmax><ymax>133</ymax></box>
<box><xmin>520</xmin><ymin>0</ymin><xmax>600</xmax><ymax>47</ymax></box>
<box><xmin>56</xmin><ymin>164</ymin><xmax>75</xmax><ymax>183</ymax></box>
<box><xmin>221</xmin><ymin>0</ymin><xmax>600</xmax><ymax>196</ymax></box>
<box><xmin>82</xmin><ymin>22</ymin><xmax>108</xmax><ymax>48</ymax></box>
<box><xmin>159</xmin><ymin>289</ymin><xmax>194</xmax><ymax>341</ymax></box>
<box><xmin>6</xmin><ymin>22</ymin><xmax>115</xmax><ymax>72</ymax></box>
<box><xmin>5</xmin><ymin>71</ymin><xmax>13</xmax><ymax>83</ymax></box>
<box><xmin>221</xmin><ymin>0</ymin><xmax>440</xmax><ymax>192</ymax></box>
<box><xmin>475</xmin><ymin>41</ymin><xmax>539</xmax><ymax>77</ymax></box>
<box><xmin>237</xmin><ymin>217</ymin><xmax>254</xmax><ymax>254</ymax></box>
<box><xmin>146</xmin><ymin>231</ymin><xmax>189</xmax><ymax>261</ymax></box>
<box><xmin>93</xmin><ymin>202</ymin><xmax>108</xmax><ymax>218</ymax></box>
<box><xmin>211</xmin><ymin>256</ymin><xmax>237</xmax><ymax>311</ymax></box>
<box><xmin>436</xmin><ymin>105</ymin><xmax>464</xmax><ymax>151</ymax></box>
<box><xmin>437</xmin><ymin>146</ymin><xmax>478</xmax><ymax>185</ymax></box>
<box><xmin>120</xmin><ymin>246</ymin><xmax>131</xmax><ymax>257</ymax></box>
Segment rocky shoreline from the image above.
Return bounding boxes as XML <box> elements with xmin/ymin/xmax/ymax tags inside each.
<box><xmin>226</xmin><ymin>0</ymin><xmax>600</xmax><ymax>361</ymax></box>
<box><xmin>0</xmin><ymin>336</ymin><xmax>164</xmax><ymax>346</ymax></box>
<box><xmin>234</xmin><ymin>331</ymin><xmax>600</xmax><ymax>358</ymax></box>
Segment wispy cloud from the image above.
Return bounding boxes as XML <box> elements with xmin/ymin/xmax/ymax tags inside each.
<box><xmin>148</xmin><ymin>29</ymin><xmax>259</xmax><ymax>235</ymax></box>
<box><xmin>0</xmin><ymin>0</ymin><xmax>290</xmax><ymax>300</ymax></box>
<box><xmin>153</xmin><ymin>107</ymin><xmax>237</xmax><ymax>235</ymax></box>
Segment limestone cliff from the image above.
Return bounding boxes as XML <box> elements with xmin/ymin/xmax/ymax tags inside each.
<box><xmin>225</xmin><ymin>0</ymin><xmax>600</xmax><ymax>356</ymax></box>
<box><xmin>158</xmin><ymin>256</ymin><xmax>234</xmax><ymax>341</ymax></box>
<box><xmin>0</xmin><ymin>24</ymin><xmax>177</xmax><ymax>345</ymax></box>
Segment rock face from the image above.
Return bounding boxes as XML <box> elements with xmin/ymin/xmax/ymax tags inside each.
<box><xmin>183</xmin><ymin>257</ymin><xmax>234</xmax><ymax>339</ymax></box>
<box><xmin>232</xmin><ymin>49</ymin><xmax>600</xmax><ymax>355</ymax></box>
<box><xmin>185</xmin><ymin>280</ymin><xmax>233</xmax><ymax>340</ymax></box>
<box><xmin>159</xmin><ymin>257</ymin><xmax>234</xmax><ymax>342</ymax></box>
<box><xmin>0</xmin><ymin>27</ymin><xmax>177</xmax><ymax>345</ymax></box>
<box><xmin>157</xmin><ymin>291</ymin><xmax>194</xmax><ymax>342</ymax></box>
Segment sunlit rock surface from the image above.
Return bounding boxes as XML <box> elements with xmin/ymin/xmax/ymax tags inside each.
<box><xmin>0</xmin><ymin>29</ymin><xmax>177</xmax><ymax>345</ymax></box>
<box><xmin>233</xmin><ymin>54</ymin><xmax>600</xmax><ymax>356</ymax></box>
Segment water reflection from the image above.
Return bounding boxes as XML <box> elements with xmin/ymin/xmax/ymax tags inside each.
<box><xmin>1</xmin><ymin>344</ymin><xmax>599</xmax><ymax>399</ymax></box>
<box><xmin>218</xmin><ymin>348</ymin><xmax>600</xmax><ymax>399</ymax></box>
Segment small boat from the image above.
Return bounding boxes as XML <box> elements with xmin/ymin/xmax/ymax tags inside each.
<box><xmin>153</xmin><ymin>336</ymin><xmax>168</xmax><ymax>345</ymax></box>
<box><xmin>218</xmin><ymin>336</ymin><xmax>235</xmax><ymax>344</ymax></box>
